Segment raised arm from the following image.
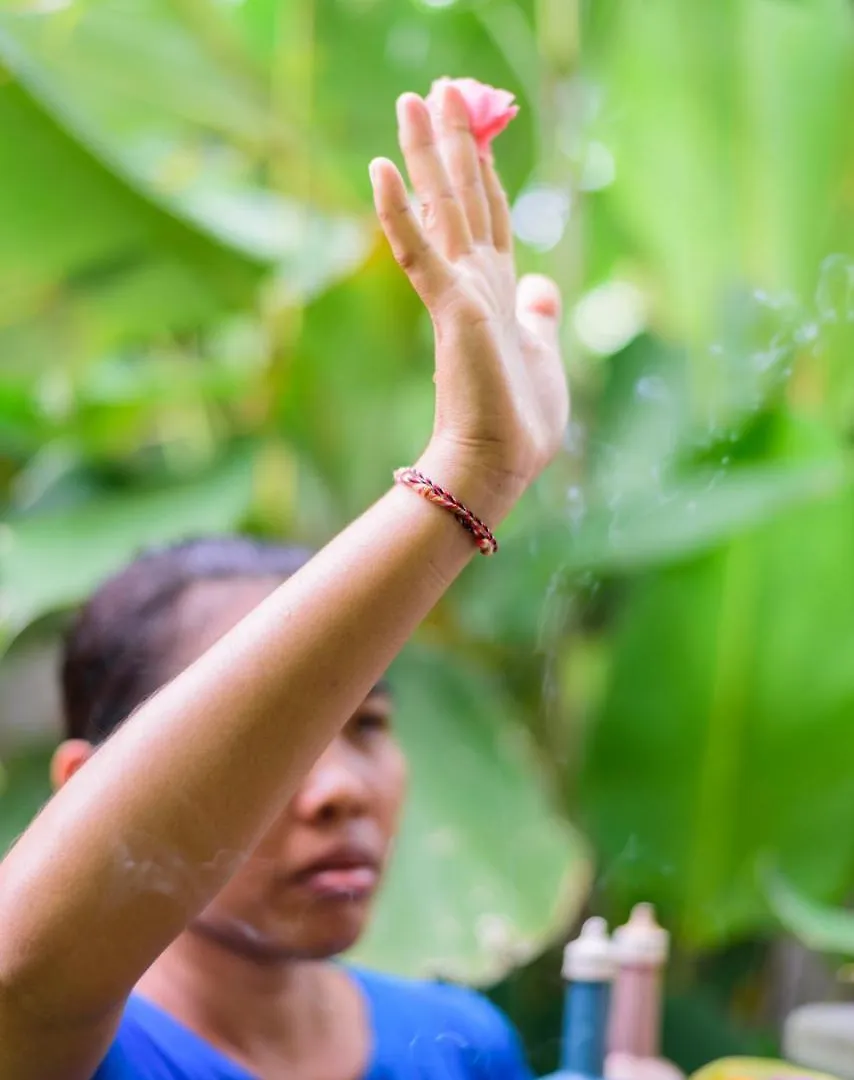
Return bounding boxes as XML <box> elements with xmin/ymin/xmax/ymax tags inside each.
<box><xmin>0</xmin><ymin>86</ymin><xmax>567</xmax><ymax>1080</ymax></box>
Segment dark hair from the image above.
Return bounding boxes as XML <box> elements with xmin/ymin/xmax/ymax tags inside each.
<box><xmin>61</xmin><ymin>536</ymin><xmax>312</xmax><ymax>744</ymax></box>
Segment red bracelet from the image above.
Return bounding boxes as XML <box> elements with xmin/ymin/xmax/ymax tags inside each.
<box><xmin>393</xmin><ymin>467</ymin><xmax>498</xmax><ymax>555</ymax></box>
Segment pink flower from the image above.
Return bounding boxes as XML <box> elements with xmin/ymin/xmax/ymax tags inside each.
<box><xmin>426</xmin><ymin>77</ymin><xmax>519</xmax><ymax>160</ymax></box>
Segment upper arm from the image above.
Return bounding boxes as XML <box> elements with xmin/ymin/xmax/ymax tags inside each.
<box><xmin>0</xmin><ymin>991</ymin><xmax>123</xmax><ymax>1080</ymax></box>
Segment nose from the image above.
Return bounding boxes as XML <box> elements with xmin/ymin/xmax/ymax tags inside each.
<box><xmin>290</xmin><ymin>741</ymin><xmax>372</xmax><ymax>825</ymax></box>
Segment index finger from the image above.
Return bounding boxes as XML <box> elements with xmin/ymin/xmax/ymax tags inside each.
<box><xmin>369</xmin><ymin>157</ymin><xmax>452</xmax><ymax>307</ymax></box>
<box><xmin>396</xmin><ymin>93</ymin><xmax>473</xmax><ymax>262</ymax></box>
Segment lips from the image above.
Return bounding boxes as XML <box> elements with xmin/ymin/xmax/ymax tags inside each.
<box><xmin>290</xmin><ymin>844</ymin><xmax>381</xmax><ymax>901</ymax></box>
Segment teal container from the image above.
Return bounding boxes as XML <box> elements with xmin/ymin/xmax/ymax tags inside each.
<box><xmin>545</xmin><ymin>917</ymin><xmax>615</xmax><ymax>1080</ymax></box>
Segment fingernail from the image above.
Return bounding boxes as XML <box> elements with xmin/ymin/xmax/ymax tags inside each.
<box><xmin>397</xmin><ymin>92</ymin><xmax>420</xmax><ymax>120</ymax></box>
<box><xmin>442</xmin><ymin>85</ymin><xmax>465</xmax><ymax>121</ymax></box>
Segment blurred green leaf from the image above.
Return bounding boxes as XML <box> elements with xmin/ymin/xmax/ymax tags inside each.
<box><xmin>765</xmin><ymin>867</ymin><xmax>854</xmax><ymax>957</ymax></box>
<box><xmin>457</xmin><ymin>448</ymin><xmax>851</xmax><ymax>647</ymax></box>
<box><xmin>579</xmin><ymin>475</ymin><xmax>854</xmax><ymax>945</ymax></box>
<box><xmin>351</xmin><ymin>643</ymin><xmax>590</xmax><ymax>983</ymax></box>
<box><xmin>0</xmin><ymin>3</ymin><xmax>371</xmax><ymax>354</ymax></box>
<box><xmin>567</xmin><ymin>457</ymin><xmax>848</xmax><ymax>577</ymax></box>
<box><xmin>0</xmin><ymin>745</ymin><xmax>53</xmax><ymax>855</ymax></box>
<box><xmin>0</xmin><ymin>55</ymin><xmax>263</xmax><ymax>323</ymax></box>
<box><xmin>0</xmin><ymin>449</ymin><xmax>257</xmax><ymax>638</ymax></box>
<box><xmin>593</xmin><ymin>0</ymin><xmax>853</xmax><ymax>342</ymax></box>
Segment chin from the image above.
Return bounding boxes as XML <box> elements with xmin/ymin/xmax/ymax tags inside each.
<box><xmin>291</xmin><ymin>912</ymin><xmax>368</xmax><ymax>961</ymax></box>
<box><xmin>199</xmin><ymin>887</ymin><xmax>376</xmax><ymax>963</ymax></box>
<box><xmin>193</xmin><ymin>914</ymin><xmax>367</xmax><ymax>964</ymax></box>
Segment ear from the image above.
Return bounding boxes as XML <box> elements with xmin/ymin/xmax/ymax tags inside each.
<box><xmin>50</xmin><ymin>739</ymin><xmax>94</xmax><ymax>791</ymax></box>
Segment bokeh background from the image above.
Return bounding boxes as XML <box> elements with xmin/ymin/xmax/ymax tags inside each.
<box><xmin>1</xmin><ymin>0</ymin><xmax>854</xmax><ymax>1071</ymax></box>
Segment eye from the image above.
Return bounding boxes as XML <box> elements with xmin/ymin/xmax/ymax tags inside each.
<box><xmin>350</xmin><ymin>708</ymin><xmax>391</xmax><ymax>739</ymax></box>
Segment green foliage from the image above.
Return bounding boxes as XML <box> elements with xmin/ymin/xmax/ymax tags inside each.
<box><xmin>0</xmin><ymin>745</ymin><xmax>53</xmax><ymax>855</ymax></box>
<box><xmin>582</xmin><ymin>471</ymin><xmax>854</xmax><ymax>945</ymax></box>
<box><xmin>766</xmin><ymin>868</ymin><xmax>854</xmax><ymax>958</ymax></box>
<box><xmin>570</xmin><ymin>0</ymin><xmax>854</xmax><ymax>955</ymax></box>
<box><xmin>1</xmin><ymin>449</ymin><xmax>257</xmax><ymax>633</ymax></box>
<box><xmin>591</xmin><ymin>0</ymin><xmax>854</xmax><ymax>341</ymax></box>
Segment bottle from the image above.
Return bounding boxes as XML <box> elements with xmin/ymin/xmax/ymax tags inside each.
<box><xmin>559</xmin><ymin>916</ymin><xmax>616</xmax><ymax>1078</ymax></box>
<box><xmin>605</xmin><ymin>904</ymin><xmax>684</xmax><ymax>1080</ymax></box>
<box><xmin>607</xmin><ymin>903</ymin><xmax>668</xmax><ymax>1058</ymax></box>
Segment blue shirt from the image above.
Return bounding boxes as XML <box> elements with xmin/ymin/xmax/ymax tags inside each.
<box><xmin>94</xmin><ymin>968</ymin><xmax>532</xmax><ymax>1079</ymax></box>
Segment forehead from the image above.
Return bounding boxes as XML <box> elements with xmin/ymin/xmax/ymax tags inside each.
<box><xmin>167</xmin><ymin>576</ymin><xmax>281</xmax><ymax>674</ymax></box>
<box><xmin>166</xmin><ymin>577</ymin><xmax>392</xmax><ymax>701</ymax></box>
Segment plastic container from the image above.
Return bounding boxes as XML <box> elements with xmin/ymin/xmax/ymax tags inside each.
<box><xmin>607</xmin><ymin>903</ymin><xmax>669</xmax><ymax>1058</ymax></box>
<box><xmin>559</xmin><ymin>916</ymin><xmax>616</xmax><ymax>1079</ymax></box>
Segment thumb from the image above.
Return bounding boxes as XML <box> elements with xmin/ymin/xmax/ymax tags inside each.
<box><xmin>516</xmin><ymin>274</ymin><xmax>562</xmax><ymax>347</ymax></box>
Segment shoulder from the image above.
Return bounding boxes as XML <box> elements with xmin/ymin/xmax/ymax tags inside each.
<box><xmin>89</xmin><ymin>999</ymin><xmax>168</xmax><ymax>1079</ymax></box>
<box><xmin>357</xmin><ymin>967</ymin><xmax>510</xmax><ymax>1032</ymax></box>
<box><xmin>353</xmin><ymin>968</ymin><xmax>532</xmax><ymax>1079</ymax></box>
<box><xmin>91</xmin><ymin>996</ymin><xmax>214</xmax><ymax>1079</ymax></box>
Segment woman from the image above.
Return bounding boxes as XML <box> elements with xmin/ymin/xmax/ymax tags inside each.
<box><xmin>51</xmin><ymin>535</ymin><xmax>529</xmax><ymax>1080</ymax></box>
<box><xmin>0</xmin><ymin>83</ymin><xmax>567</xmax><ymax>1080</ymax></box>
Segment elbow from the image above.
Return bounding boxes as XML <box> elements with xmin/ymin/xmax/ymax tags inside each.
<box><xmin>0</xmin><ymin>874</ymin><xmax>61</xmax><ymax>1026</ymax></box>
<box><xmin>0</xmin><ymin>944</ymin><xmax>47</xmax><ymax>1026</ymax></box>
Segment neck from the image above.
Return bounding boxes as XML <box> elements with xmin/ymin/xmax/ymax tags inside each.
<box><xmin>136</xmin><ymin>929</ymin><xmax>367</xmax><ymax>1075</ymax></box>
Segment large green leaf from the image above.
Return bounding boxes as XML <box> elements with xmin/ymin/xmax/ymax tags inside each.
<box><xmin>0</xmin><ymin>450</ymin><xmax>257</xmax><ymax>637</ymax></box>
<box><xmin>0</xmin><ymin>46</ymin><xmax>262</xmax><ymax>324</ymax></box>
<box><xmin>591</xmin><ymin>0</ymin><xmax>854</xmax><ymax>343</ymax></box>
<box><xmin>0</xmin><ymin>2</ymin><xmax>371</xmax><ymax>357</ymax></box>
<box><xmin>455</xmin><ymin>448</ymin><xmax>851</xmax><ymax>647</ymax></box>
<box><xmin>351</xmin><ymin>644</ymin><xmax>590</xmax><ymax>983</ymax></box>
<box><xmin>578</xmin><ymin>473</ymin><xmax>854</xmax><ymax>946</ymax></box>
<box><xmin>0</xmin><ymin>1</ymin><xmax>305</xmax><ymax>255</ymax></box>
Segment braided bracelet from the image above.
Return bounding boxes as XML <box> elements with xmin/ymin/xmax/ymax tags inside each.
<box><xmin>393</xmin><ymin>467</ymin><xmax>498</xmax><ymax>555</ymax></box>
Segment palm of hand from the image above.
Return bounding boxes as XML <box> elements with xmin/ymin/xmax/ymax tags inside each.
<box><xmin>433</xmin><ymin>249</ymin><xmax>568</xmax><ymax>481</ymax></box>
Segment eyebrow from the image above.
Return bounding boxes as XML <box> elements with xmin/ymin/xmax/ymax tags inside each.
<box><xmin>369</xmin><ymin>679</ymin><xmax>392</xmax><ymax>699</ymax></box>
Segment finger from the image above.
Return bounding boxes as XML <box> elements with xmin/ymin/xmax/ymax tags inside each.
<box><xmin>369</xmin><ymin>157</ymin><xmax>452</xmax><ymax>306</ymax></box>
<box><xmin>396</xmin><ymin>93</ymin><xmax>473</xmax><ymax>261</ymax></box>
<box><xmin>480</xmin><ymin>157</ymin><xmax>513</xmax><ymax>253</ymax></box>
<box><xmin>516</xmin><ymin>274</ymin><xmax>562</xmax><ymax>347</ymax></box>
<box><xmin>435</xmin><ymin>83</ymin><xmax>491</xmax><ymax>245</ymax></box>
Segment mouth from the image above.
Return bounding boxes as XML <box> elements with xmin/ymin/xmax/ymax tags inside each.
<box><xmin>290</xmin><ymin>845</ymin><xmax>381</xmax><ymax>901</ymax></box>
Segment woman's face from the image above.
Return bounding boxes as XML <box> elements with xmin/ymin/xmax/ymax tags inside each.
<box><xmin>61</xmin><ymin>576</ymin><xmax>408</xmax><ymax>963</ymax></box>
<box><xmin>196</xmin><ymin>682</ymin><xmax>405</xmax><ymax>962</ymax></box>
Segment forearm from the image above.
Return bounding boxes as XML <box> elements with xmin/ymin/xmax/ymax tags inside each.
<box><xmin>0</xmin><ymin>448</ymin><xmax>515</xmax><ymax>1023</ymax></box>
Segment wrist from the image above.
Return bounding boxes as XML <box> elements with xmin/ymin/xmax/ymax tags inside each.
<box><xmin>415</xmin><ymin>439</ymin><xmax>527</xmax><ymax>530</ymax></box>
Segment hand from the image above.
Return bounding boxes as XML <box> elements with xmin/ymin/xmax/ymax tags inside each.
<box><xmin>369</xmin><ymin>83</ymin><xmax>569</xmax><ymax>515</ymax></box>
